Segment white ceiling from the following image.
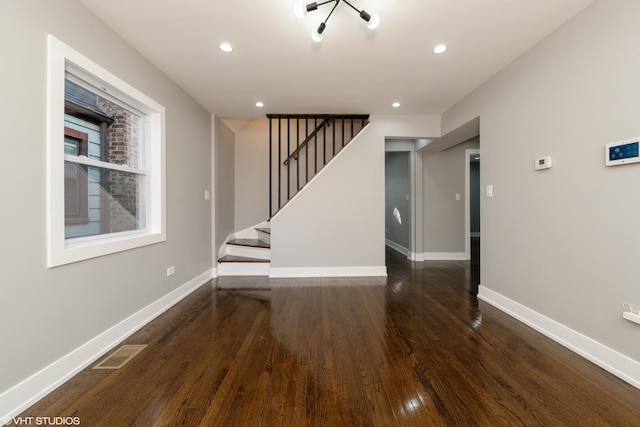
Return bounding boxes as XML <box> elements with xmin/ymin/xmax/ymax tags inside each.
<box><xmin>78</xmin><ymin>0</ymin><xmax>595</xmax><ymax>118</ymax></box>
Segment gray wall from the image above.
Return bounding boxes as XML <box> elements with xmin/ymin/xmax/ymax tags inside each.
<box><xmin>443</xmin><ymin>0</ymin><xmax>640</xmax><ymax>361</ymax></box>
<box><xmin>386</xmin><ymin>139</ymin><xmax>426</xmax><ymax>258</ymax></box>
<box><xmin>234</xmin><ymin>119</ymin><xmax>269</xmax><ymax>230</ymax></box>
<box><xmin>422</xmin><ymin>140</ymin><xmax>479</xmax><ymax>253</ymax></box>
<box><xmin>215</xmin><ymin>118</ymin><xmax>235</xmax><ymax>253</ymax></box>
<box><xmin>270</xmin><ymin>125</ymin><xmax>386</xmax><ymax>270</ymax></box>
<box><xmin>271</xmin><ymin>115</ymin><xmax>440</xmax><ymax>272</ymax></box>
<box><xmin>0</xmin><ymin>0</ymin><xmax>212</xmax><ymax>398</ymax></box>
<box><xmin>385</xmin><ymin>152</ymin><xmax>411</xmax><ymax>251</ymax></box>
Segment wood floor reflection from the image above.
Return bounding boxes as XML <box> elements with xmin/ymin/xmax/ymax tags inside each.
<box><xmin>21</xmin><ymin>249</ymin><xmax>640</xmax><ymax>426</ymax></box>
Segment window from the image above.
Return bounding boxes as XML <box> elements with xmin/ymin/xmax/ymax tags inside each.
<box><xmin>47</xmin><ymin>35</ymin><xmax>166</xmax><ymax>267</ymax></box>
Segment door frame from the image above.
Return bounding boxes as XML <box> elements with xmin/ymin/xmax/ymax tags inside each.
<box><xmin>385</xmin><ymin>140</ymin><xmax>422</xmax><ymax>260</ymax></box>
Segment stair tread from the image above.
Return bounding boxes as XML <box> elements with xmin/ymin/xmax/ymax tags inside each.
<box><xmin>255</xmin><ymin>227</ymin><xmax>271</xmax><ymax>235</ymax></box>
<box><xmin>218</xmin><ymin>255</ymin><xmax>270</xmax><ymax>263</ymax></box>
<box><xmin>227</xmin><ymin>239</ymin><xmax>270</xmax><ymax>249</ymax></box>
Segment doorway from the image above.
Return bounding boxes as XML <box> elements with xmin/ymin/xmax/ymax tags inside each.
<box><xmin>465</xmin><ymin>149</ymin><xmax>480</xmax><ymax>293</ymax></box>
<box><xmin>385</xmin><ymin>151</ymin><xmax>411</xmax><ymax>257</ymax></box>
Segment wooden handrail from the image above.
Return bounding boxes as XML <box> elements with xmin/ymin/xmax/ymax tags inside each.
<box><xmin>283</xmin><ymin>119</ymin><xmax>330</xmax><ymax>166</ymax></box>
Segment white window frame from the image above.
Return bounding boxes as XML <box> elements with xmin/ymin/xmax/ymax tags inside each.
<box><xmin>47</xmin><ymin>35</ymin><xmax>166</xmax><ymax>267</ymax></box>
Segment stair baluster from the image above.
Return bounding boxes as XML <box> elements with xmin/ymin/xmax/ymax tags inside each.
<box><xmin>267</xmin><ymin>114</ymin><xmax>369</xmax><ymax>218</ymax></box>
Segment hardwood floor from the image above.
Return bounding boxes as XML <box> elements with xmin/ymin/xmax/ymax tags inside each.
<box><xmin>19</xmin><ymin>250</ymin><xmax>640</xmax><ymax>426</ymax></box>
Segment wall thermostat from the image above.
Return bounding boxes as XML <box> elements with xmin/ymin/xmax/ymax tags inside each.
<box><xmin>606</xmin><ymin>138</ymin><xmax>640</xmax><ymax>166</ymax></box>
<box><xmin>534</xmin><ymin>156</ymin><xmax>552</xmax><ymax>170</ymax></box>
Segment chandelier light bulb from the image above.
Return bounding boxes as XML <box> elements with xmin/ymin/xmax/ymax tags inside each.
<box><xmin>311</xmin><ymin>29</ymin><xmax>323</xmax><ymax>42</ymax></box>
<box><xmin>311</xmin><ymin>22</ymin><xmax>326</xmax><ymax>42</ymax></box>
<box><xmin>366</xmin><ymin>13</ymin><xmax>380</xmax><ymax>30</ymax></box>
<box><xmin>294</xmin><ymin>2</ymin><xmax>307</xmax><ymax>18</ymax></box>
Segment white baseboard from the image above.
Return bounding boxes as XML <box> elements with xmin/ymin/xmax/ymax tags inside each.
<box><xmin>385</xmin><ymin>239</ymin><xmax>409</xmax><ymax>257</ymax></box>
<box><xmin>0</xmin><ymin>269</ymin><xmax>214</xmax><ymax>420</ymax></box>
<box><xmin>478</xmin><ymin>285</ymin><xmax>640</xmax><ymax>390</ymax></box>
<box><xmin>410</xmin><ymin>252</ymin><xmax>425</xmax><ymax>261</ymax></box>
<box><xmin>269</xmin><ymin>266</ymin><xmax>387</xmax><ymax>279</ymax></box>
<box><xmin>420</xmin><ymin>252</ymin><xmax>468</xmax><ymax>261</ymax></box>
<box><xmin>271</xmin><ymin>276</ymin><xmax>387</xmax><ymax>287</ymax></box>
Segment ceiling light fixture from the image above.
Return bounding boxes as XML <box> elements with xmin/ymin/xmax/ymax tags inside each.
<box><xmin>256</xmin><ymin>101</ymin><xmax>264</xmax><ymax>108</ymax></box>
<box><xmin>295</xmin><ymin>0</ymin><xmax>379</xmax><ymax>42</ymax></box>
<box><xmin>433</xmin><ymin>44</ymin><xmax>448</xmax><ymax>54</ymax></box>
<box><xmin>392</xmin><ymin>102</ymin><xmax>400</xmax><ymax>108</ymax></box>
<box><xmin>219</xmin><ymin>42</ymin><xmax>234</xmax><ymax>53</ymax></box>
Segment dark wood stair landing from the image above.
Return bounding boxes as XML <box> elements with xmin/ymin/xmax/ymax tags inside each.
<box><xmin>226</xmin><ymin>239</ymin><xmax>270</xmax><ymax>249</ymax></box>
<box><xmin>218</xmin><ymin>255</ymin><xmax>269</xmax><ymax>263</ymax></box>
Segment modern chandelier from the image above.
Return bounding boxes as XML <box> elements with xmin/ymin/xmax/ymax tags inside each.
<box><xmin>295</xmin><ymin>0</ymin><xmax>380</xmax><ymax>42</ymax></box>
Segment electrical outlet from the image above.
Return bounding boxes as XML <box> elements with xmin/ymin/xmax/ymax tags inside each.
<box><xmin>622</xmin><ymin>303</ymin><xmax>640</xmax><ymax>325</ymax></box>
<box><xmin>167</xmin><ymin>266</ymin><xmax>175</xmax><ymax>277</ymax></box>
<box><xmin>204</xmin><ymin>190</ymin><xmax>210</xmax><ymax>201</ymax></box>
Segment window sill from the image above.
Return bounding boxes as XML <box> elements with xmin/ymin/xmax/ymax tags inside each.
<box><xmin>49</xmin><ymin>230</ymin><xmax>166</xmax><ymax>267</ymax></box>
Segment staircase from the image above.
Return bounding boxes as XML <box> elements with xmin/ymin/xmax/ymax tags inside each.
<box><xmin>217</xmin><ymin>225</ymin><xmax>271</xmax><ymax>276</ymax></box>
<box><xmin>217</xmin><ymin>114</ymin><xmax>370</xmax><ymax>277</ymax></box>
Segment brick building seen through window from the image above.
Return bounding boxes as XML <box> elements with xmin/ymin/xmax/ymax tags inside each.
<box><xmin>64</xmin><ymin>79</ymin><xmax>143</xmax><ymax>239</ymax></box>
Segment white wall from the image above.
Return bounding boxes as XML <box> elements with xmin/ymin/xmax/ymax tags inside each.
<box><xmin>443</xmin><ymin>0</ymin><xmax>640</xmax><ymax>383</ymax></box>
<box><xmin>270</xmin><ymin>115</ymin><xmax>439</xmax><ymax>277</ymax></box>
<box><xmin>0</xmin><ymin>0</ymin><xmax>212</xmax><ymax>415</ymax></box>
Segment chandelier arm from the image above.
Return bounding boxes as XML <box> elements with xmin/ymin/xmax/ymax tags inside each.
<box><xmin>340</xmin><ymin>0</ymin><xmax>361</xmax><ymax>14</ymax></box>
<box><xmin>315</xmin><ymin>0</ymin><xmax>336</xmax><ymax>7</ymax></box>
<box><xmin>322</xmin><ymin>0</ymin><xmax>341</xmax><ymax>24</ymax></box>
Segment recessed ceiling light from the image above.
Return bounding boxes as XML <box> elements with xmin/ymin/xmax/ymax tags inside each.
<box><xmin>255</xmin><ymin>101</ymin><xmax>264</xmax><ymax>108</ymax></box>
<box><xmin>219</xmin><ymin>42</ymin><xmax>233</xmax><ymax>53</ymax></box>
<box><xmin>392</xmin><ymin>102</ymin><xmax>401</xmax><ymax>108</ymax></box>
<box><xmin>433</xmin><ymin>44</ymin><xmax>447</xmax><ymax>54</ymax></box>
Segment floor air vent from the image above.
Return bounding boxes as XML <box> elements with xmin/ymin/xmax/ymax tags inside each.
<box><xmin>93</xmin><ymin>344</ymin><xmax>147</xmax><ymax>370</ymax></box>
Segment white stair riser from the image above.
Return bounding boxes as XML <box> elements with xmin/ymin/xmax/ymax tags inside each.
<box><xmin>257</xmin><ymin>234</ymin><xmax>271</xmax><ymax>245</ymax></box>
<box><xmin>232</xmin><ymin>231</ymin><xmax>270</xmax><ymax>244</ymax></box>
<box><xmin>233</xmin><ymin>221</ymin><xmax>271</xmax><ymax>240</ymax></box>
<box><xmin>218</xmin><ymin>262</ymin><xmax>270</xmax><ymax>276</ymax></box>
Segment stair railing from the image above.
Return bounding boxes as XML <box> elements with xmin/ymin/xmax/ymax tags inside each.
<box><xmin>267</xmin><ymin>114</ymin><xmax>369</xmax><ymax>217</ymax></box>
